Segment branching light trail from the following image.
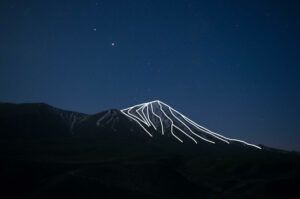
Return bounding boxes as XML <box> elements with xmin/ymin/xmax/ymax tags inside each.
<box><xmin>158</xmin><ymin>102</ymin><xmax>184</xmax><ymax>143</ymax></box>
<box><xmin>150</xmin><ymin>102</ymin><xmax>163</xmax><ymax>134</ymax></box>
<box><xmin>121</xmin><ymin>100</ymin><xmax>262</xmax><ymax>149</ymax></box>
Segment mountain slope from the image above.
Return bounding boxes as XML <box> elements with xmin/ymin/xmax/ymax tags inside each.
<box><xmin>121</xmin><ymin>100</ymin><xmax>261</xmax><ymax>149</ymax></box>
<box><xmin>0</xmin><ymin>102</ymin><xmax>86</xmax><ymax>138</ymax></box>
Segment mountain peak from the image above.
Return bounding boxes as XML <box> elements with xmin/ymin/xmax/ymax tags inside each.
<box><xmin>121</xmin><ymin>100</ymin><xmax>262</xmax><ymax>149</ymax></box>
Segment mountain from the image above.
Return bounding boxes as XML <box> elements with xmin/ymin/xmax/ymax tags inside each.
<box><xmin>0</xmin><ymin>101</ymin><xmax>261</xmax><ymax>149</ymax></box>
<box><xmin>121</xmin><ymin>100</ymin><xmax>261</xmax><ymax>149</ymax></box>
<box><xmin>0</xmin><ymin>101</ymin><xmax>299</xmax><ymax>199</ymax></box>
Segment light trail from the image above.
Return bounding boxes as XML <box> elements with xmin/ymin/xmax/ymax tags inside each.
<box><xmin>121</xmin><ymin>100</ymin><xmax>261</xmax><ymax>149</ymax></box>
<box><xmin>150</xmin><ymin>102</ymin><xmax>163</xmax><ymax>134</ymax></box>
<box><xmin>158</xmin><ymin>101</ymin><xmax>261</xmax><ymax>149</ymax></box>
<box><xmin>146</xmin><ymin>103</ymin><xmax>157</xmax><ymax>130</ymax></box>
<box><xmin>136</xmin><ymin>104</ymin><xmax>150</xmax><ymax>126</ymax></box>
<box><xmin>121</xmin><ymin>106</ymin><xmax>153</xmax><ymax>137</ymax></box>
<box><xmin>127</xmin><ymin>105</ymin><xmax>149</xmax><ymax>126</ymax></box>
<box><xmin>157</xmin><ymin>101</ymin><xmax>185</xmax><ymax>143</ymax></box>
<box><xmin>141</xmin><ymin>104</ymin><xmax>151</xmax><ymax>126</ymax></box>
<box><xmin>168</xmin><ymin>106</ymin><xmax>215</xmax><ymax>144</ymax></box>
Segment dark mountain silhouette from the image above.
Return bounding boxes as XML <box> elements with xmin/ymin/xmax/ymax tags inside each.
<box><xmin>0</xmin><ymin>102</ymin><xmax>86</xmax><ymax>138</ymax></box>
<box><xmin>0</xmin><ymin>102</ymin><xmax>299</xmax><ymax>199</ymax></box>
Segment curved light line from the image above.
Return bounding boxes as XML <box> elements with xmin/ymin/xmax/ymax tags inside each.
<box><xmin>136</xmin><ymin>104</ymin><xmax>150</xmax><ymax>126</ymax></box>
<box><xmin>182</xmin><ymin>116</ymin><xmax>230</xmax><ymax>144</ymax></box>
<box><xmin>141</xmin><ymin>103</ymin><xmax>151</xmax><ymax>126</ymax></box>
<box><xmin>128</xmin><ymin>105</ymin><xmax>149</xmax><ymax>126</ymax></box>
<box><xmin>151</xmin><ymin>102</ymin><xmax>163</xmax><ymax>134</ymax></box>
<box><xmin>158</xmin><ymin>101</ymin><xmax>228</xmax><ymax>143</ymax></box>
<box><xmin>170</xmin><ymin>126</ymin><xmax>183</xmax><ymax>143</ymax></box>
<box><xmin>183</xmin><ymin>116</ymin><xmax>261</xmax><ymax>149</ymax></box>
<box><xmin>173</xmin><ymin>125</ymin><xmax>197</xmax><ymax>144</ymax></box>
<box><xmin>121</xmin><ymin>109</ymin><xmax>153</xmax><ymax>137</ymax></box>
<box><xmin>158</xmin><ymin>101</ymin><xmax>256</xmax><ymax>147</ymax></box>
<box><xmin>164</xmin><ymin>102</ymin><xmax>261</xmax><ymax>149</ymax></box>
<box><xmin>226</xmin><ymin>138</ymin><xmax>262</xmax><ymax>149</ymax></box>
<box><xmin>126</xmin><ymin>105</ymin><xmax>144</xmax><ymax>122</ymax></box>
<box><xmin>121</xmin><ymin>100</ymin><xmax>261</xmax><ymax>150</ymax></box>
<box><xmin>168</xmin><ymin>107</ymin><xmax>215</xmax><ymax>144</ymax></box>
<box><xmin>147</xmin><ymin>103</ymin><xmax>157</xmax><ymax>130</ymax></box>
<box><xmin>157</xmin><ymin>102</ymin><xmax>183</xmax><ymax>143</ymax></box>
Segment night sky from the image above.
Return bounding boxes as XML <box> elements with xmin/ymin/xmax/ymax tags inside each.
<box><xmin>0</xmin><ymin>0</ymin><xmax>299</xmax><ymax>150</ymax></box>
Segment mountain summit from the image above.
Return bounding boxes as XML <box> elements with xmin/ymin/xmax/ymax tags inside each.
<box><xmin>121</xmin><ymin>100</ymin><xmax>261</xmax><ymax>149</ymax></box>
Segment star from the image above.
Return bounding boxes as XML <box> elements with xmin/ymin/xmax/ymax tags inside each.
<box><xmin>111</xmin><ymin>42</ymin><xmax>115</xmax><ymax>46</ymax></box>
<box><xmin>93</xmin><ymin>28</ymin><xmax>97</xmax><ymax>32</ymax></box>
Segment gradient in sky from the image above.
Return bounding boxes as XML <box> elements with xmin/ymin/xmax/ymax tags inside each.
<box><xmin>0</xmin><ymin>0</ymin><xmax>299</xmax><ymax>150</ymax></box>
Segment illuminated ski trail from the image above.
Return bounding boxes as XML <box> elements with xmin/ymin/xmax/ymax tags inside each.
<box><xmin>150</xmin><ymin>102</ymin><xmax>163</xmax><ymax>134</ymax></box>
<box><xmin>157</xmin><ymin>101</ymin><xmax>185</xmax><ymax>143</ymax></box>
<box><xmin>121</xmin><ymin>100</ymin><xmax>261</xmax><ymax>149</ymax></box>
<box><xmin>124</xmin><ymin>104</ymin><xmax>153</xmax><ymax>137</ymax></box>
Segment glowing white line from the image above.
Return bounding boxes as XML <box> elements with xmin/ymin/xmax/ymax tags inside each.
<box><xmin>146</xmin><ymin>103</ymin><xmax>157</xmax><ymax>130</ymax></box>
<box><xmin>141</xmin><ymin>103</ymin><xmax>151</xmax><ymax>126</ymax></box>
<box><xmin>161</xmin><ymin>103</ymin><xmax>230</xmax><ymax>144</ymax></box>
<box><xmin>170</xmin><ymin>127</ymin><xmax>183</xmax><ymax>143</ymax></box>
<box><xmin>159</xmin><ymin>104</ymin><xmax>199</xmax><ymax>144</ymax></box>
<box><xmin>182</xmin><ymin>116</ymin><xmax>230</xmax><ymax>144</ymax></box>
<box><xmin>225</xmin><ymin>138</ymin><xmax>262</xmax><ymax>149</ymax></box>
<box><xmin>128</xmin><ymin>105</ymin><xmax>149</xmax><ymax>126</ymax></box>
<box><xmin>182</xmin><ymin>116</ymin><xmax>261</xmax><ymax>149</ymax></box>
<box><xmin>126</xmin><ymin>105</ymin><xmax>144</xmax><ymax>122</ymax></box>
<box><xmin>124</xmin><ymin>104</ymin><xmax>150</xmax><ymax>127</ymax></box>
<box><xmin>121</xmin><ymin>100</ymin><xmax>261</xmax><ymax>150</ymax></box>
<box><xmin>168</xmin><ymin>107</ymin><xmax>215</xmax><ymax>144</ymax></box>
<box><xmin>151</xmin><ymin>102</ymin><xmax>163</xmax><ymax>134</ymax></box>
<box><xmin>137</xmin><ymin>104</ymin><xmax>150</xmax><ymax>126</ymax></box>
<box><xmin>157</xmin><ymin>102</ymin><xmax>183</xmax><ymax>143</ymax></box>
<box><xmin>173</xmin><ymin>125</ymin><xmax>197</xmax><ymax>144</ymax></box>
<box><xmin>121</xmin><ymin>109</ymin><xmax>153</xmax><ymax>137</ymax></box>
<box><xmin>158</xmin><ymin>101</ymin><xmax>259</xmax><ymax>147</ymax></box>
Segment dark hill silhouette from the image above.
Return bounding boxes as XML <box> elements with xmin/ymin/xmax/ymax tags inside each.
<box><xmin>0</xmin><ymin>102</ymin><xmax>299</xmax><ymax>198</ymax></box>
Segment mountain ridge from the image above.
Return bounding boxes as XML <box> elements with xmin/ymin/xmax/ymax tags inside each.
<box><xmin>0</xmin><ymin>101</ymin><xmax>261</xmax><ymax>150</ymax></box>
<box><xmin>121</xmin><ymin>100</ymin><xmax>261</xmax><ymax>149</ymax></box>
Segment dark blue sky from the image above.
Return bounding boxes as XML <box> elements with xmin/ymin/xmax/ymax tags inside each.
<box><xmin>0</xmin><ymin>0</ymin><xmax>299</xmax><ymax>150</ymax></box>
